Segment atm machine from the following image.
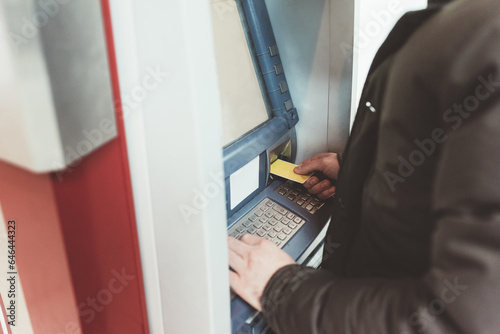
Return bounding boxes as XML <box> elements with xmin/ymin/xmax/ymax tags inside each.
<box><xmin>210</xmin><ymin>0</ymin><xmax>353</xmax><ymax>332</ymax></box>
<box><xmin>0</xmin><ymin>0</ymin><xmax>415</xmax><ymax>332</ymax></box>
<box><xmin>108</xmin><ymin>0</ymin><xmax>354</xmax><ymax>332</ymax></box>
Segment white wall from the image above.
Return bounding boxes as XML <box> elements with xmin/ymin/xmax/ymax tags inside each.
<box><xmin>267</xmin><ymin>0</ymin><xmax>428</xmax><ymax>157</ymax></box>
<box><xmin>267</xmin><ymin>0</ymin><xmax>354</xmax><ymax>161</ymax></box>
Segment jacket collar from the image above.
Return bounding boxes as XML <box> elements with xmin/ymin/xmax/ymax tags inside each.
<box><xmin>368</xmin><ymin>7</ymin><xmax>442</xmax><ymax>76</ymax></box>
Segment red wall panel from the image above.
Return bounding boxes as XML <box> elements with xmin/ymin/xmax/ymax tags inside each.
<box><xmin>0</xmin><ymin>1</ymin><xmax>149</xmax><ymax>332</ymax></box>
<box><xmin>51</xmin><ymin>139</ymin><xmax>148</xmax><ymax>334</ymax></box>
<box><xmin>0</xmin><ymin>162</ymin><xmax>82</xmax><ymax>333</ymax></box>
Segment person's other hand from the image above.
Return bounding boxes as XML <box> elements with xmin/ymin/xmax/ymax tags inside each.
<box><xmin>294</xmin><ymin>153</ymin><xmax>339</xmax><ymax>199</ymax></box>
<box><xmin>228</xmin><ymin>234</ymin><xmax>295</xmax><ymax>311</ymax></box>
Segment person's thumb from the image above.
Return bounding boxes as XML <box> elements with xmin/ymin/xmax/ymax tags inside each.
<box><xmin>294</xmin><ymin>160</ymin><xmax>323</xmax><ymax>175</ymax></box>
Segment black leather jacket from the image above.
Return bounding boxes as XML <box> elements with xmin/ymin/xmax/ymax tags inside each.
<box><xmin>261</xmin><ymin>1</ymin><xmax>500</xmax><ymax>333</ymax></box>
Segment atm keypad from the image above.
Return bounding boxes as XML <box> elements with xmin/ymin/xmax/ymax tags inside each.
<box><xmin>275</xmin><ymin>181</ymin><xmax>326</xmax><ymax>214</ymax></box>
<box><xmin>228</xmin><ymin>198</ymin><xmax>305</xmax><ymax>248</ymax></box>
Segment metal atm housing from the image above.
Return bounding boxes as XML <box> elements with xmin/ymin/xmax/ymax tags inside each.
<box><xmin>211</xmin><ymin>0</ymin><xmax>354</xmax><ymax>332</ymax></box>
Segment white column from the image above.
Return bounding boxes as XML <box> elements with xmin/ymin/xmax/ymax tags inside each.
<box><xmin>109</xmin><ymin>1</ymin><xmax>230</xmax><ymax>333</ymax></box>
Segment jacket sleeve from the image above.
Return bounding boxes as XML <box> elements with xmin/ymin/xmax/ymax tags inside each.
<box><xmin>337</xmin><ymin>152</ymin><xmax>344</xmax><ymax>166</ymax></box>
<box><xmin>261</xmin><ymin>97</ymin><xmax>500</xmax><ymax>334</ymax></box>
<box><xmin>261</xmin><ymin>12</ymin><xmax>500</xmax><ymax>334</ymax></box>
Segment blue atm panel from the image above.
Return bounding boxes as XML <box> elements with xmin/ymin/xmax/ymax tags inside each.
<box><xmin>239</xmin><ymin>0</ymin><xmax>299</xmax><ymax>127</ymax></box>
<box><xmin>228</xmin><ymin>179</ymin><xmax>332</xmax><ymax>333</ymax></box>
<box><xmin>218</xmin><ymin>1</ymin><xmax>334</xmax><ymax>333</ymax></box>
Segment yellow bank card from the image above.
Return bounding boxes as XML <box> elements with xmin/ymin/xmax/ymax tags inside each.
<box><xmin>270</xmin><ymin>159</ymin><xmax>312</xmax><ymax>184</ymax></box>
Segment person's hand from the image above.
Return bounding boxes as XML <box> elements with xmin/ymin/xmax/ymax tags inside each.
<box><xmin>294</xmin><ymin>153</ymin><xmax>340</xmax><ymax>199</ymax></box>
<box><xmin>228</xmin><ymin>234</ymin><xmax>295</xmax><ymax>311</ymax></box>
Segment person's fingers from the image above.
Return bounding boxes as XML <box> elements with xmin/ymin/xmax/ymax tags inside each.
<box><xmin>228</xmin><ymin>236</ymin><xmax>249</xmax><ymax>258</ymax></box>
<box><xmin>303</xmin><ymin>176</ymin><xmax>320</xmax><ymax>190</ymax></box>
<box><xmin>308</xmin><ymin>180</ymin><xmax>332</xmax><ymax>195</ymax></box>
<box><xmin>294</xmin><ymin>159</ymin><xmax>325</xmax><ymax>175</ymax></box>
<box><xmin>229</xmin><ymin>265</ymin><xmax>262</xmax><ymax>311</ymax></box>
<box><xmin>310</xmin><ymin>152</ymin><xmax>332</xmax><ymax>161</ymax></box>
<box><xmin>228</xmin><ymin>248</ymin><xmax>245</xmax><ymax>272</ymax></box>
<box><xmin>296</xmin><ymin>156</ymin><xmax>315</xmax><ymax>165</ymax></box>
<box><xmin>229</xmin><ymin>270</ymin><xmax>242</xmax><ymax>292</ymax></box>
<box><xmin>317</xmin><ymin>186</ymin><xmax>336</xmax><ymax>200</ymax></box>
<box><xmin>299</xmin><ymin>153</ymin><xmax>331</xmax><ymax>165</ymax></box>
<box><xmin>240</xmin><ymin>233</ymin><xmax>264</xmax><ymax>246</ymax></box>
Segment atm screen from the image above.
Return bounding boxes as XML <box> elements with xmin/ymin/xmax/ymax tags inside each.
<box><xmin>210</xmin><ymin>0</ymin><xmax>271</xmax><ymax>146</ymax></box>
